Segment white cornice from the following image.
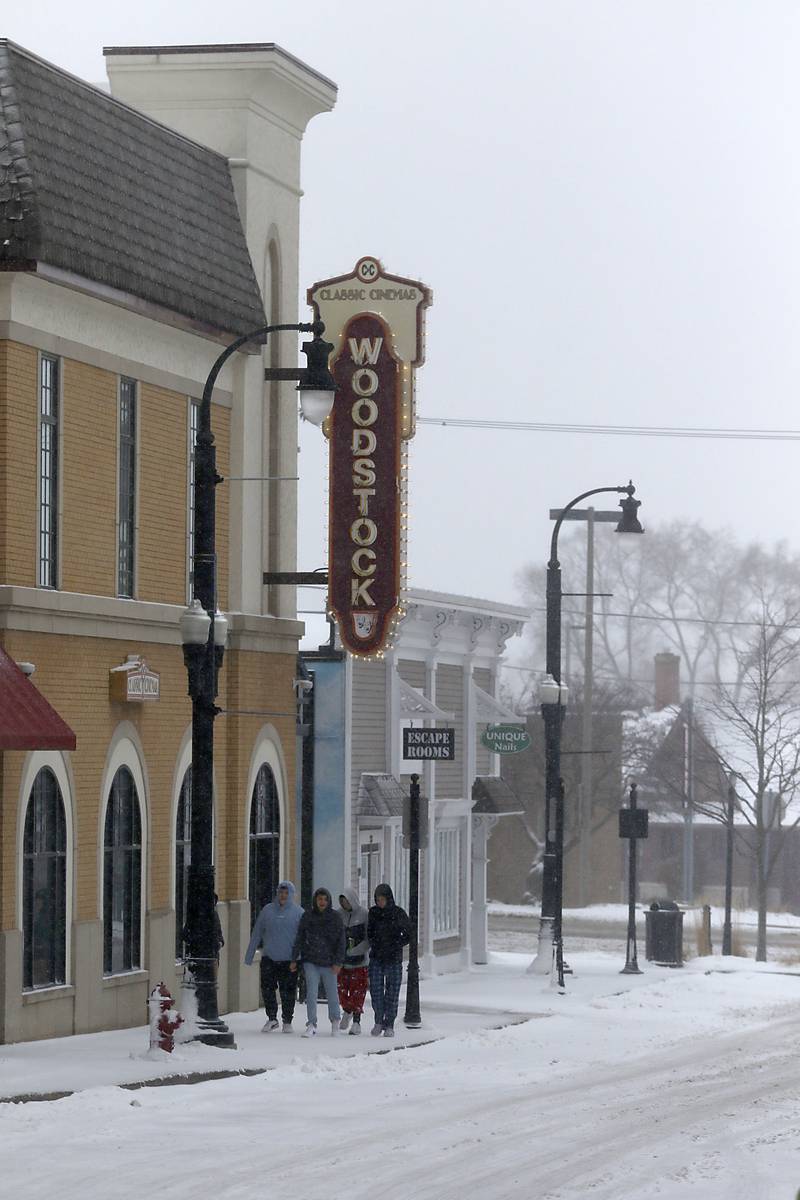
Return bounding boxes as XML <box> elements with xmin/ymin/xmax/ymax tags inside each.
<box><xmin>0</xmin><ymin>587</ymin><xmax>302</xmax><ymax>653</ymax></box>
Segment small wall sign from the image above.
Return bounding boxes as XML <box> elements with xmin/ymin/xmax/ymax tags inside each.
<box><xmin>402</xmin><ymin>727</ymin><xmax>455</xmax><ymax>760</ymax></box>
<box><xmin>481</xmin><ymin>725</ymin><xmax>531</xmax><ymax>754</ymax></box>
<box><xmin>109</xmin><ymin>656</ymin><xmax>160</xmax><ymax>703</ymax></box>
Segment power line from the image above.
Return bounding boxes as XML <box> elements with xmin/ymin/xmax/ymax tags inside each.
<box><xmin>529</xmin><ymin>605</ymin><xmax>800</xmax><ymax>632</ymax></box>
<box><xmin>417</xmin><ymin>416</ymin><xmax>800</xmax><ymax>442</ymax></box>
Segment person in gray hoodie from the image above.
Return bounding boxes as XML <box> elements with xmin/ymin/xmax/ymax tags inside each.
<box><xmin>245</xmin><ymin>880</ymin><xmax>303</xmax><ymax>1033</ymax></box>
<box><xmin>335</xmin><ymin>886</ymin><xmax>369</xmax><ymax>1035</ymax></box>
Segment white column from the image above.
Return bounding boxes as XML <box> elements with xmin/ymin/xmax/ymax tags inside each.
<box><xmin>471</xmin><ymin>816</ymin><xmax>497</xmax><ymax>964</ymax></box>
<box><xmin>423</xmin><ymin>801</ymin><xmax>437</xmax><ymax>974</ymax></box>
<box><xmin>421</xmin><ymin>657</ymin><xmax>438</xmax><ymax>972</ymax></box>
<box><xmin>463</xmin><ymin>660</ymin><xmax>477</xmax><ymax>799</ymax></box>
<box><xmin>462</xmin><ymin>662</ymin><xmax>476</xmax><ymax>967</ymax></box>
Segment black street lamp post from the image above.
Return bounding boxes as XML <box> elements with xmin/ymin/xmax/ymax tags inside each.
<box><xmin>722</xmin><ymin>779</ymin><xmax>737</xmax><ymax>956</ymax></box>
<box><xmin>180</xmin><ymin>320</ymin><xmax>334</xmax><ymax>1047</ymax></box>
<box><xmin>621</xmin><ymin>781</ymin><xmax>644</xmax><ymax>975</ymax></box>
<box><xmin>531</xmin><ymin>483</ymin><xmax>644</xmax><ymax>984</ymax></box>
<box><xmin>403</xmin><ymin>773</ymin><xmax>422</xmax><ymax>1028</ymax></box>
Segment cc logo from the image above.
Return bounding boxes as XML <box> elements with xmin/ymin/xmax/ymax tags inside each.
<box><xmin>356</xmin><ymin>257</ymin><xmax>380</xmax><ymax>282</ymax></box>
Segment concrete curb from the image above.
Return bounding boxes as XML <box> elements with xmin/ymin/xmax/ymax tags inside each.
<box><xmin>0</xmin><ymin>1016</ymin><xmax>532</xmax><ymax>1106</ymax></box>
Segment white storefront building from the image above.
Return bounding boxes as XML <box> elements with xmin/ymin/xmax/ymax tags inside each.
<box><xmin>301</xmin><ymin>589</ymin><xmax>527</xmax><ymax>975</ymax></box>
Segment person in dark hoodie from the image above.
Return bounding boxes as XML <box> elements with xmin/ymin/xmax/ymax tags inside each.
<box><xmin>367</xmin><ymin>883</ymin><xmax>411</xmax><ymax>1038</ymax></box>
<box><xmin>290</xmin><ymin>887</ymin><xmax>346</xmax><ymax>1037</ymax></box>
<box><xmin>245</xmin><ymin>880</ymin><xmax>303</xmax><ymax>1033</ymax></box>
<box><xmin>335</xmin><ymin>886</ymin><xmax>369</xmax><ymax>1035</ymax></box>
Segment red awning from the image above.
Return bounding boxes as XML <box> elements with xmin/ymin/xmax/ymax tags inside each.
<box><xmin>0</xmin><ymin>647</ymin><xmax>76</xmax><ymax>750</ymax></box>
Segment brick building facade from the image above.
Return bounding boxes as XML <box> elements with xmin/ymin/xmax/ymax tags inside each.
<box><xmin>0</xmin><ymin>40</ymin><xmax>336</xmax><ymax>1041</ymax></box>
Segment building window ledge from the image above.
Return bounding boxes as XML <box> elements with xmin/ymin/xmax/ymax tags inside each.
<box><xmin>102</xmin><ymin>969</ymin><xmax>148</xmax><ymax>989</ymax></box>
<box><xmin>22</xmin><ymin>984</ymin><xmax>75</xmax><ymax>1005</ymax></box>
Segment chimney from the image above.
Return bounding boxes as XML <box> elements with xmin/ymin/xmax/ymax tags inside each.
<box><xmin>654</xmin><ymin>652</ymin><xmax>680</xmax><ymax>710</ymax></box>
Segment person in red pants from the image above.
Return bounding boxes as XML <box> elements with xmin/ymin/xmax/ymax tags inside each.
<box><xmin>335</xmin><ymin>887</ymin><xmax>369</xmax><ymax>1035</ymax></box>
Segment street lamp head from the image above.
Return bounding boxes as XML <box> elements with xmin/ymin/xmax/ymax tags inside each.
<box><xmin>180</xmin><ymin>599</ymin><xmax>211</xmax><ymax>646</ymax></box>
<box><xmin>213</xmin><ymin>610</ymin><xmax>229</xmax><ymax>649</ymax></box>
<box><xmin>298</xmin><ymin>322</ymin><xmax>336</xmax><ymax>426</ymax></box>
<box><xmin>616</xmin><ymin>482</ymin><xmax>644</xmax><ymax>535</ymax></box>
<box><xmin>539</xmin><ymin>673</ymin><xmax>561</xmax><ymax>706</ymax></box>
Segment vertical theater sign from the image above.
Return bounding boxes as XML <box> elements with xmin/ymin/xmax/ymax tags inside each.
<box><xmin>308</xmin><ymin>258</ymin><xmax>432</xmax><ymax>657</ymax></box>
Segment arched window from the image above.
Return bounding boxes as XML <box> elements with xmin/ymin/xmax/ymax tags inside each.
<box><xmin>103</xmin><ymin>766</ymin><xmax>142</xmax><ymax>975</ymax></box>
<box><xmin>23</xmin><ymin>768</ymin><xmax>67</xmax><ymax>989</ymax></box>
<box><xmin>248</xmin><ymin>764</ymin><xmax>280</xmax><ymax>929</ymax></box>
<box><xmin>175</xmin><ymin>768</ymin><xmax>192</xmax><ymax>959</ymax></box>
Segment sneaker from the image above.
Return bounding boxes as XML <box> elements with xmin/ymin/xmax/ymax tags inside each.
<box><xmin>349</xmin><ymin>1019</ymin><xmax>362</xmax><ymax>1036</ymax></box>
<box><xmin>339</xmin><ymin>1012</ymin><xmax>352</xmax><ymax>1031</ymax></box>
<box><xmin>370</xmin><ymin>1023</ymin><xmax>383</xmax><ymax>1037</ymax></box>
<box><xmin>282</xmin><ymin>1022</ymin><xmax>293</xmax><ymax>1034</ymax></box>
<box><xmin>383</xmin><ymin>1026</ymin><xmax>395</xmax><ymax>1038</ymax></box>
<box><xmin>302</xmin><ymin>1023</ymin><xmax>317</xmax><ymax>1038</ymax></box>
<box><xmin>261</xmin><ymin>1019</ymin><xmax>280</xmax><ymax>1033</ymax></box>
<box><xmin>330</xmin><ymin>1022</ymin><xmax>340</xmax><ymax>1037</ymax></box>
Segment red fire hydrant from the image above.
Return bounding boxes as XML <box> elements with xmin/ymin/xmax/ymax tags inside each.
<box><xmin>148</xmin><ymin>982</ymin><xmax>183</xmax><ymax>1052</ymax></box>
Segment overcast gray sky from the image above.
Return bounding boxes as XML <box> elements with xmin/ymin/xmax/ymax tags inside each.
<box><xmin>8</xmin><ymin>2</ymin><xmax>800</xmax><ymax>619</ymax></box>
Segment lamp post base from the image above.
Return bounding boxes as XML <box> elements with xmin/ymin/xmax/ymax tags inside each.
<box><xmin>192</xmin><ymin>1019</ymin><xmax>237</xmax><ymax>1049</ymax></box>
<box><xmin>527</xmin><ymin>915</ymin><xmax>555</xmax><ymax>975</ymax></box>
<box><xmin>181</xmin><ymin>961</ymin><xmax>237</xmax><ymax>1049</ymax></box>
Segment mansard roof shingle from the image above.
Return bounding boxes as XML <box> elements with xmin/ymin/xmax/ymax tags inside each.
<box><xmin>0</xmin><ymin>40</ymin><xmax>265</xmax><ymax>337</ymax></box>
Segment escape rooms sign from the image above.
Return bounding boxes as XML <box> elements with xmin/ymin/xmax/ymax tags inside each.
<box><xmin>308</xmin><ymin>258</ymin><xmax>431</xmax><ymax>657</ymax></box>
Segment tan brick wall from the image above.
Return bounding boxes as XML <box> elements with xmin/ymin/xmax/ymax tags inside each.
<box><xmin>221</xmin><ymin>648</ymin><xmax>297</xmax><ymax>898</ymax></box>
<box><xmin>214</xmin><ymin>408</ymin><xmax>230</xmax><ymax>613</ymax></box>
<box><xmin>0</xmin><ymin>340</ymin><xmax>230</xmax><ymax>607</ymax></box>
<box><xmin>136</xmin><ymin>384</ymin><xmax>187</xmax><ymax>604</ymax></box>
<box><xmin>0</xmin><ymin>630</ymin><xmax>297</xmax><ymax>932</ymax></box>
<box><xmin>0</xmin><ymin>341</ymin><xmax>38</xmax><ymax>586</ymax></box>
<box><xmin>61</xmin><ymin>360</ymin><xmax>117</xmax><ymax>596</ymax></box>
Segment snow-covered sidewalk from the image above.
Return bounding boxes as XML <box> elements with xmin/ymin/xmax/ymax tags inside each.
<box><xmin>0</xmin><ymin>949</ymin><xmax>795</xmax><ymax>1103</ymax></box>
<box><xmin>3</xmin><ymin>951</ymin><xmax>800</xmax><ymax>1199</ymax></box>
<box><xmin>488</xmin><ymin>899</ymin><xmax>800</xmax><ymax>929</ymax></box>
<box><xmin>0</xmin><ymin>952</ymin><xmax>615</xmax><ymax>1100</ymax></box>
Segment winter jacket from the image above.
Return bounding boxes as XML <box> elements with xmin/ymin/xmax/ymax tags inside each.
<box><xmin>367</xmin><ymin>883</ymin><xmax>411</xmax><ymax>964</ymax></box>
<box><xmin>335</xmin><ymin>886</ymin><xmax>369</xmax><ymax>969</ymax></box>
<box><xmin>245</xmin><ymin>881</ymin><xmax>304</xmax><ymax>964</ymax></box>
<box><xmin>292</xmin><ymin>888</ymin><xmax>346</xmax><ymax>968</ymax></box>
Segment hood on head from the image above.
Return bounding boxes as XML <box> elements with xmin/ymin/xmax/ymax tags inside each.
<box><xmin>312</xmin><ymin>887</ymin><xmax>333</xmax><ymax>912</ymax></box>
<box><xmin>275</xmin><ymin>880</ymin><xmax>296</xmax><ymax>902</ymax></box>
<box><xmin>374</xmin><ymin>883</ymin><xmax>395</xmax><ymax>907</ymax></box>
<box><xmin>337</xmin><ymin>885</ymin><xmax>368</xmax><ymax>926</ymax></box>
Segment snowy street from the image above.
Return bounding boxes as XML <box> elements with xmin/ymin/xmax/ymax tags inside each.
<box><xmin>3</xmin><ymin>950</ymin><xmax>799</xmax><ymax>1199</ymax></box>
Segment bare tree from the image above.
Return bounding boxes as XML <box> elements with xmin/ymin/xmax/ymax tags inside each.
<box><xmin>694</xmin><ymin>602</ymin><xmax>800</xmax><ymax>960</ymax></box>
<box><xmin>517</xmin><ymin>521</ymin><xmax>800</xmax><ymax>703</ymax></box>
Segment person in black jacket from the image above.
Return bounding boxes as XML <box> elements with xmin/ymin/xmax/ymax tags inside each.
<box><xmin>290</xmin><ymin>887</ymin><xmax>346</xmax><ymax>1038</ymax></box>
<box><xmin>367</xmin><ymin>883</ymin><xmax>410</xmax><ymax>1038</ymax></box>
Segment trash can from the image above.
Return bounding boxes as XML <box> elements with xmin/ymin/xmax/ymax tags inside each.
<box><xmin>644</xmin><ymin>900</ymin><xmax>684</xmax><ymax>967</ymax></box>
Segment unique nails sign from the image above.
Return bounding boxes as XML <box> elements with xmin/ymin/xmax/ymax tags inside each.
<box><xmin>308</xmin><ymin>258</ymin><xmax>432</xmax><ymax>657</ymax></box>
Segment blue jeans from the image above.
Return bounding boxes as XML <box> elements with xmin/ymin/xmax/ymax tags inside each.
<box><xmin>368</xmin><ymin>959</ymin><xmax>403</xmax><ymax>1028</ymax></box>
<box><xmin>302</xmin><ymin>963</ymin><xmax>341</xmax><ymax>1026</ymax></box>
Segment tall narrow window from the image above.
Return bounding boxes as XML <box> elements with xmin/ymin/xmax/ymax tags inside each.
<box><xmin>117</xmin><ymin>378</ymin><xmax>137</xmax><ymax>597</ymax></box>
<box><xmin>391</xmin><ymin>827</ymin><xmax>410</xmax><ymax>913</ymax></box>
<box><xmin>187</xmin><ymin>399</ymin><xmax>199</xmax><ymax>601</ymax></box>
<box><xmin>433</xmin><ymin>827</ymin><xmax>460</xmax><ymax>936</ymax></box>
<box><xmin>175</xmin><ymin>768</ymin><xmax>192</xmax><ymax>959</ymax></box>
<box><xmin>23</xmin><ymin>768</ymin><xmax>67</xmax><ymax>989</ymax></box>
<box><xmin>38</xmin><ymin>355</ymin><xmax>59</xmax><ymax>588</ymax></box>
<box><xmin>103</xmin><ymin>767</ymin><xmax>142</xmax><ymax>975</ymax></box>
<box><xmin>248</xmin><ymin>765</ymin><xmax>280</xmax><ymax>929</ymax></box>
